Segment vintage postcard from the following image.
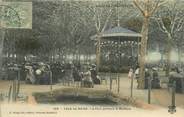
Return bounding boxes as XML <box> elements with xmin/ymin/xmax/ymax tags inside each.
<box><xmin>0</xmin><ymin>0</ymin><xmax>184</xmax><ymax>117</ymax></box>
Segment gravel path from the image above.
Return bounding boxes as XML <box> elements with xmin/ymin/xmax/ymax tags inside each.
<box><xmin>0</xmin><ymin>73</ymin><xmax>184</xmax><ymax>109</ymax></box>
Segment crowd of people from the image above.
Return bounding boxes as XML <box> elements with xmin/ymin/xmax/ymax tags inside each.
<box><xmin>1</xmin><ymin>60</ymin><xmax>184</xmax><ymax>92</ymax></box>
<box><xmin>129</xmin><ymin>66</ymin><xmax>161</xmax><ymax>89</ymax></box>
<box><xmin>1</xmin><ymin>61</ymin><xmax>101</xmax><ymax>88</ymax></box>
<box><xmin>128</xmin><ymin>64</ymin><xmax>184</xmax><ymax>93</ymax></box>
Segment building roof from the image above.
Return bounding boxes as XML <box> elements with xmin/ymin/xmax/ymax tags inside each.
<box><xmin>102</xmin><ymin>26</ymin><xmax>142</xmax><ymax>38</ymax></box>
<box><xmin>91</xmin><ymin>26</ymin><xmax>141</xmax><ymax>42</ymax></box>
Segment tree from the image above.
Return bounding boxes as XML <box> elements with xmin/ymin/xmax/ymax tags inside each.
<box><xmin>133</xmin><ymin>0</ymin><xmax>165</xmax><ymax>89</ymax></box>
<box><xmin>154</xmin><ymin>0</ymin><xmax>184</xmax><ymax>76</ymax></box>
<box><xmin>87</xmin><ymin>1</ymin><xmax>114</xmax><ymax>71</ymax></box>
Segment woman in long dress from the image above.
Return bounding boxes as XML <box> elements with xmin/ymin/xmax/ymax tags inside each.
<box><xmin>25</xmin><ymin>65</ymin><xmax>36</xmax><ymax>84</ymax></box>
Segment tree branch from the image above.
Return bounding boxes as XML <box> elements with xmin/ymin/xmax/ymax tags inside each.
<box><xmin>133</xmin><ymin>0</ymin><xmax>145</xmax><ymax>16</ymax></box>
<box><xmin>150</xmin><ymin>0</ymin><xmax>167</xmax><ymax>16</ymax></box>
<box><xmin>101</xmin><ymin>9</ymin><xmax>112</xmax><ymax>32</ymax></box>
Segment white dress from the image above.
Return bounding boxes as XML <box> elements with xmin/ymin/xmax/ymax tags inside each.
<box><xmin>25</xmin><ymin>66</ymin><xmax>36</xmax><ymax>84</ymax></box>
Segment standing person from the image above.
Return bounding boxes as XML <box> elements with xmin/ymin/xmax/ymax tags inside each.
<box><xmin>25</xmin><ymin>65</ymin><xmax>36</xmax><ymax>84</ymax></box>
<box><xmin>73</xmin><ymin>66</ymin><xmax>81</xmax><ymax>82</ymax></box>
<box><xmin>134</xmin><ymin>66</ymin><xmax>139</xmax><ymax>79</ymax></box>
<box><xmin>134</xmin><ymin>65</ymin><xmax>140</xmax><ymax>89</ymax></box>
<box><xmin>152</xmin><ymin>68</ymin><xmax>161</xmax><ymax>88</ymax></box>
<box><xmin>144</xmin><ymin>68</ymin><xmax>150</xmax><ymax>89</ymax></box>
<box><xmin>81</xmin><ymin>67</ymin><xmax>94</xmax><ymax>88</ymax></box>
<box><xmin>90</xmin><ymin>64</ymin><xmax>100</xmax><ymax>84</ymax></box>
<box><xmin>128</xmin><ymin>68</ymin><xmax>133</xmax><ymax>79</ymax></box>
<box><xmin>72</xmin><ymin>66</ymin><xmax>82</xmax><ymax>87</ymax></box>
<box><xmin>63</xmin><ymin>63</ymin><xmax>74</xmax><ymax>86</ymax></box>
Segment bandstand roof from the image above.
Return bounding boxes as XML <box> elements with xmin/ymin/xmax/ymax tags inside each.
<box><xmin>91</xmin><ymin>26</ymin><xmax>142</xmax><ymax>42</ymax></box>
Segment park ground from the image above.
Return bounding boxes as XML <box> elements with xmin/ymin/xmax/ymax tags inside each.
<box><xmin>0</xmin><ymin>73</ymin><xmax>184</xmax><ymax>109</ymax></box>
<box><xmin>1</xmin><ymin>73</ymin><xmax>184</xmax><ymax>117</ymax></box>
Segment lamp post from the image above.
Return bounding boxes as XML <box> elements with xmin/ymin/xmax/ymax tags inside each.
<box><xmin>168</xmin><ymin>81</ymin><xmax>176</xmax><ymax>114</ymax></box>
<box><xmin>130</xmin><ymin>44</ymin><xmax>134</xmax><ymax>98</ymax></box>
<box><xmin>148</xmin><ymin>68</ymin><xmax>152</xmax><ymax>104</ymax></box>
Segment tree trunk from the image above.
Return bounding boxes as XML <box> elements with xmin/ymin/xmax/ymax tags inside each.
<box><xmin>178</xmin><ymin>46</ymin><xmax>181</xmax><ymax>67</ymax></box>
<box><xmin>0</xmin><ymin>4</ymin><xmax>5</xmax><ymax>75</ymax></box>
<box><xmin>96</xmin><ymin>34</ymin><xmax>101</xmax><ymax>72</ymax></box>
<box><xmin>0</xmin><ymin>28</ymin><xmax>5</xmax><ymax>71</ymax></box>
<box><xmin>165</xmin><ymin>35</ymin><xmax>172</xmax><ymax>77</ymax></box>
<box><xmin>138</xmin><ymin>17</ymin><xmax>149</xmax><ymax>89</ymax></box>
